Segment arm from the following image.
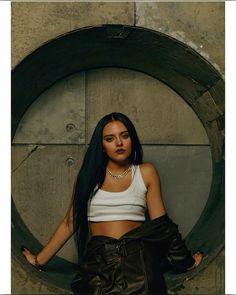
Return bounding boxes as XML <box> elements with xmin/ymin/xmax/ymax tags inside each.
<box><xmin>140</xmin><ymin>163</ymin><xmax>166</xmax><ymax>220</ymax></box>
<box><xmin>142</xmin><ymin>163</ymin><xmax>203</xmax><ymax>271</ymax></box>
<box><xmin>22</xmin><ymin>206</ymin><xmax>74</xmax><ymax>266</ymax></box>
<box><xmin>22</xmin><ymin>179</ymin><xmax>77</xmax><ymax>267</ymax></box>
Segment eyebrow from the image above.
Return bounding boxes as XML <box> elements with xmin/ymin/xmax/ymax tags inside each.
<box><xmin>103</xmin><ymin>130</ymin><xmax>129</xmax><ymax>138</ymax></box>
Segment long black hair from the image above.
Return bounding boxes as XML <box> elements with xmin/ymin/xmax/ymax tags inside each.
<box><xmin>72</xmin><ymin>112</ymin><xmax>143</xmax><ymax>259</ymax></box>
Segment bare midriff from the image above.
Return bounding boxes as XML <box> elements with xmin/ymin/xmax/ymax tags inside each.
<box><xmin>89</xmin><ymin>220</ymin><xmax>143</xmax><ymax>239</ymax></box>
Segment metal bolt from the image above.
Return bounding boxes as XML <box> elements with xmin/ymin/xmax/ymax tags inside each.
<box><xmin>66</xmin><ymin>123</ymin><xmax>76</xmax><ymax>132</ymax></box>
<box><xmin>66</xmin><ymin>157</ymin><xmax>74</xmax><ymax>166</ymax></box>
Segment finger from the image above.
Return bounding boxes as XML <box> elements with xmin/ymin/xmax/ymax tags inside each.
<box><xmin>21</xmin><ymin>248</ymin><xmax>32</xmax><ymax>255</ymax></box>
<box><xmin>196</xmin><ymin>253</ymin><xmax>203</xmax><ymax>260</ymax></box>
<box><xmin>22</xmin><ymin>250</ymin><xmax>29</xmax><ymax>256</ymax></box>
<box><xmin>21</xmin><ymin>246</ymin><xmax>29</xmax><ymax>253</ymax></box>
<box><xmin>195</xmin><ymin>255</ymin><xmax>203</xmax><ymax>265</ymax></box>
<box><xmin>194</xmin><ymin>252</ymin><xmax>203</xmax><ymax>259</ymax></box>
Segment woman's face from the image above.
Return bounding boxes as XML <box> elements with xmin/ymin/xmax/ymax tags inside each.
<box><xmin>102</xmin><ymin>120</ymin><xmax>132</xmax><ymax>164</ymax></box>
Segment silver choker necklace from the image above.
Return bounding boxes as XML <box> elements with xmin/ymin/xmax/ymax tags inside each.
<box><xmin>107</xmin><ymin>165</ymin><xmax>132</xmax><ymax>179</ymax></box>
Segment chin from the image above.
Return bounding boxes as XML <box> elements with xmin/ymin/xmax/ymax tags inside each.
<box><xmin>116</xmin><ymin>155</ymin><xmax>131</xmax><ymax>163</ymax></box>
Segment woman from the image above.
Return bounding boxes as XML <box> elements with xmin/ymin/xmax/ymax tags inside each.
<box><xmin>22</xmin><ymin>112</ymin><xmax>203</xmax><ymax>295</ymax></box>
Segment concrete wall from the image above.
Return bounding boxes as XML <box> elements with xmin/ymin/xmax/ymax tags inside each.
<box><xmin>136</xmin><ymin>2</ymin><xmax>224</xmax><ymax>75</ymax></box>
<box><xmin>12</xmin><ymin>2</ymin><xmax>224</xmax><ymax>294</ymax></box>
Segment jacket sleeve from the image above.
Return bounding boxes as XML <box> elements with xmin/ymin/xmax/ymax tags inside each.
<box><xmin>125</xmin><ymin>213</ymin><xmax>196</xmax><ymax>273</ymax></box>
<box><xmin>162</xmin><ymin>221</ymin><xmax>195</xmax><ymax>273</ymax></box>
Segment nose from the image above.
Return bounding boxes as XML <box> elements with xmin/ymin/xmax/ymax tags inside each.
<box><xmin>116</xmin><ymin>136</ymin><xmax>123</xmax><ymax>146</ymax></box>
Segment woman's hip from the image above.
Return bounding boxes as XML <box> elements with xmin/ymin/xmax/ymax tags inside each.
<box><xmin>71</xmin><ymin>236</ymin><xmax>167</xmax><ymax>295</ymax></box>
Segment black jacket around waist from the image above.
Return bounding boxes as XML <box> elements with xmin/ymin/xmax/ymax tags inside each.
<box><xmin>112</xmin><ymin>213</ymin><xmax>195</xmax><ymax>272</ymax></box>
<box><xmin>85</xmin><ymin>214</ymin><xmax>195</xmax><ymax>273</ymax></box>
<box><xmin>71</xmin><ymin>214</ymin><xmax>195</xmax><ymax>294</ymax></box>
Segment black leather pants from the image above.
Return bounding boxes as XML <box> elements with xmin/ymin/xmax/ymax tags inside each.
<box><xmin>71</xmin><ymin>215</ymin><xmax>195</xmax><ymax>294</ymax></box>
<box><xmin>71</xmin><ymin>235</ymin><xmax>167</xmax><ymax>295</ymax></box>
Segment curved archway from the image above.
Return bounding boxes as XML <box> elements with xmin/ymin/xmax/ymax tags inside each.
<box><xmin>12</xmin><ymin>24</ymin><xmax>224</xmax><ymax>290</ymax></box>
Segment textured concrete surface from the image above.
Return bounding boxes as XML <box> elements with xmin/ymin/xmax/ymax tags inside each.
<box><xmin>169</xmin><ymin>249</ymin><xmax>225</xmax><ymax>295</ymax></box>
<box><xmin>12</xmin><ymin>256</ymin><xmax>71</xmax><ymax>294</ymax></box>
<box><xmin>11</xmin><ymin>0</ymin><xmax>224</xmax><ymax>2</ymax></box>
<box><xmin>12</xmin><ymin>2</ymin><xmax>134</xmax><ymax>67</ymax></box>
<box><xmin>13</xmin><ymin>67</ymin><xmax>209</xmax><ymax>145</ymax></box>
<box><xmin>194</xmin><ymin>90</ymin><xmax>224</xmax><ymax>124</ymax></box>
<box><xmin>13</xmin><ymin>72</ymin><xmax>86</xmax><ymax>144</ymax></box>
<box><xmin>11</xmin><ymin>2</ymin><xmax>224</xmax><ymax>294</ymax></box>
<box><xmin>143</xmin><ymin>145</ymin><xmax>212</xmax><ymax>238</ymax></box>
<box><xmin>136</xmin><ymin>2</ymin><xmax>224</xmax><ymax>75</ymax></box>
<box><xmin>12</xmin><ymin>2</ymin><xmax>224</xmax><ymax>73</ymax></box>
<box><xmin>86</xmin><ymin>68</ymin><xmax>209</xmax><ymax>144</ymax></box>
<box><xmin>12</xmin><ymin>145</ymin><xmax>85</xmax><ymax>263</ymax></box>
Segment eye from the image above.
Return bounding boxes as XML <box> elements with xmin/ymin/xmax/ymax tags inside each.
<box><xmin>105</xmin><ymin>137</ymin><xmax>113</xmax><ymax>142</ymax></box>
<box><xmin>122</xmin><ymin>133</ymin><xmax>129</xmax><ymax>139</ymax></box>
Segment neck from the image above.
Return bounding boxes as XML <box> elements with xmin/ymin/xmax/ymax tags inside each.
<box><xmin>107</xmin><ymin>160</ymin><xmax>131</xmax><ymax>172</ymax></box>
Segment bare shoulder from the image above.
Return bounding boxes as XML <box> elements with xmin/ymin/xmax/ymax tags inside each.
<box><xmin>140</xmin><ymin>163</ymin><xmax>166</xmax><ymax>219</ymax></box>
<box><xmin>139</xmin><ymin>162</ymin><xmax>159</xmax><ymax>175</ymax></box>
<box><xmin>139</xmin><ymin>163</ymin><xmax>160</xmax><ymax>187</ymax></box>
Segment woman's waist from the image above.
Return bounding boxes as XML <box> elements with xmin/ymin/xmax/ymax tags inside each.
<box><xmin>86</xmin><ymin>234</ymin><xmax>145</xmax><ymax>261</ymax></box>
<box><xmin>89</xmin><ymin>220</ymin><xmax>143</xmax><ymax>240</ymax></box>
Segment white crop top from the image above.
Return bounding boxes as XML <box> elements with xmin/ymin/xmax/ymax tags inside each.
<box><xmin>87</xmin><ymin>165</ymin><xmax>147</xmax><ymax>222</ymax></box>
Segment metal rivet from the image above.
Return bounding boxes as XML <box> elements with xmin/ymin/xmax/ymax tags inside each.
<box><xmin>66</xmin><ymin>157</ymin><xmax>74</xmax><ymax>166</ymax></box>
<box><xmin>66</xmin><ymin>123</ymin><xmax>76</xmax><ymax>132</ymax></box>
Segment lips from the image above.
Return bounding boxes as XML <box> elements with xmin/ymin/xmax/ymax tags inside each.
<box><xmin>116</xmin><ymin>149</ymin><xmax>125</xmax><ymax>154</ymax></box>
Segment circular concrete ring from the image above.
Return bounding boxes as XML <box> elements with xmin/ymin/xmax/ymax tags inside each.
<box><xmin>12</xmin><ymin>25</ymin><xmax>224</xmax><ymax>291</ymax></box>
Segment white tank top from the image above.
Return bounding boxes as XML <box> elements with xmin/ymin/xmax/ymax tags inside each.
<box><xmin>87</xmin><ymin>165</ymin><xmax>147</xmax><ymax>222</ymax></box>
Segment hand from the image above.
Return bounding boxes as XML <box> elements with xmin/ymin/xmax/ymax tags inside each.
<box><xmin>21</xmin><ymin>246</ymin><xmax>36</xmax><ymax>266</ymax></box>
<box><xmin>21</xmin><ymin>246</ymin><xmax>44</xmax><ymax>271</ymax></box>
<box><xmin>192</xmin><ymin>251</ymin><xmax>203</xmax><ymax>267</ymax></box>
<box><xmin>187</xmin><ymin>251</ymin><xmax>203</xmax><ymax>270</ymax></box>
